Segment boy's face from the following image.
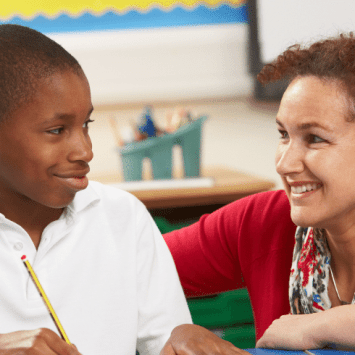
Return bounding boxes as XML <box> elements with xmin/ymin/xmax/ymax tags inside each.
<box><xmin>0</xmin><ymin>70</ymin><xmax>94</xmax><ymax>210</ymax></box>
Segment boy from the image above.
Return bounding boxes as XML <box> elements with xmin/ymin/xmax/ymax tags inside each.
<box><xmin>0</xmin><ymin>24</ymin><xmax>191</xmax><ymax>354</ymax></box>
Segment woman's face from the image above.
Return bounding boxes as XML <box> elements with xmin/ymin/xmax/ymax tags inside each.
<box><xmin>275</xmin><ymin>76</ymin><xmax>355</xmax><ymax>233</ymax></box>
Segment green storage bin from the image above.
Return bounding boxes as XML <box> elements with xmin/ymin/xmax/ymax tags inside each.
<box><xmin>221</xmin><ymin>324</ymin><xmax>256</xmax><ymax>349</ymax></box>
<box><xmin>119</xmin><ymin>116</ymin><xmax>207</xmax><ymax>181</ymax></box>
<box><xmin>153</xmin><ymin>217</ymin><xmax>192</xmax><ymax>234</ymax></box>
<box><xmin>187</xmin><ymin>289</ymin><xmax>256</xmax><ymax>348</ymax></box>
<box><xmin>187</xmin><ymin>289</ymin><xmax>254</xmax><ymax>328</ymax></box>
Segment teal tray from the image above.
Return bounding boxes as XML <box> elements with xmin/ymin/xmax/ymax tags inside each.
<box><xmin>119</xmin><ymin>116</ymin><xmax>207</xmax><ymax>181</ymax></box>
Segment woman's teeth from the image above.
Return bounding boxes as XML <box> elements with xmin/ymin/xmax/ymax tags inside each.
<box><xmin>291</xmin><ymin>184</ymin><xmax>320</xmax><ymax>194</ymax></box>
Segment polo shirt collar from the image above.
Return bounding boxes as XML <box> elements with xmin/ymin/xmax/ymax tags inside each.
<box><xmin>0</xmin><ymin>182</ymin><xmax>101</xmax><ymax>226</ymax></box>
<box><xmin>66</xmin><ymin>182</ymin><xmax>101</xmax><ymax>216</ymax></box>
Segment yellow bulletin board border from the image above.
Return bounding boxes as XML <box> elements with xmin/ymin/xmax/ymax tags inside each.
<box><xmin>1</xmin><ymin>0</ymin><xmax>246</xmax><ymax>19</ymax></box>
<box><xmin>0</xmin><ymin>1</ymin><xmax>247</xmax><ymax>33</ymax></box>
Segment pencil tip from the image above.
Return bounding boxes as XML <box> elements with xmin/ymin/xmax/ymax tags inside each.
<box><xmin>21</xmin><ymin>255</ymin><xmax>26</xmax><ymax>260</ymax></box>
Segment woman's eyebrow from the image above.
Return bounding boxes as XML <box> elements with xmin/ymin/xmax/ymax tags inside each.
<box><xmin>297</xmin><ymin>122</ymin><xmax>332</xmax><ymax>131</ymax></box>
<box><xmin>276</xmin><ymin>118</ymin><xmax>284</xmax><ymax>127</ymax></box>
<box><xmin>275</xmin><ymin>118</ymin><xmax>332</xmax><ymax>132</ymax></box>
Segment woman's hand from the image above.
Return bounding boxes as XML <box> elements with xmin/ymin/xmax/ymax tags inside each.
<box><xmin>256</xmin><ymin>313</ymin><xmax>324</xmax><ymax>350</ymax></box>
<box><xmin>160</xmin><ymin>324</ymin><xmax>250</xmax><ymax>355</ymax></box>
<box><xmin>0</xmin><ymin>328</ymin><xmax>81</xmax><ymax>354</ymax></box>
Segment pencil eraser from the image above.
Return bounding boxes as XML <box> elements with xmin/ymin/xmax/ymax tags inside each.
<box><xmin>21</xmin><ymin>255</ymin><xmax>26</xmax><ymax>260</ymax></box>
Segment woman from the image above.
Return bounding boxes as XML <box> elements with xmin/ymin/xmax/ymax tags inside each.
<box><xmin>162</xmin><ymin>33</ymin><xmax>355</xmax><ymax>353</ymax></box>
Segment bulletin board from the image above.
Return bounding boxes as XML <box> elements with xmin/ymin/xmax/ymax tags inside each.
<box><xmin>0</xmin><ymin>0</ymin><xmax>247</xmax><ymax>33</ymax></box>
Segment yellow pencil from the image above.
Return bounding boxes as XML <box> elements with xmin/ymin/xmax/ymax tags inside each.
<box><xmin>21</xmin><ymin>255</ymin><xmax>71</xmax><ymax>344</ymax></box>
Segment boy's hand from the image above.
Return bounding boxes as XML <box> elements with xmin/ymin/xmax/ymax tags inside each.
<box><xmin>160</xmin><ymin>324</ymin><xmax>250</xmax><ymax>355</ymax></box>
<box><xmin>0</xmin><ymin>328</ymin><xmax>81</xmax><ymax>354</ymax></box>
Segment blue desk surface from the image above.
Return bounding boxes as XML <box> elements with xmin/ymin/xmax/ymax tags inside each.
<box><xmin>246</xmin><ymin>349</ymin><xmax>353</xmax><ymax>354</ymax></box>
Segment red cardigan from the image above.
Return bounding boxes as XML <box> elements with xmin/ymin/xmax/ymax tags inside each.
<box><xmin>163</xmin><ymin>190</ymin><xmax>297</xmax><ymax>340</ymax></box>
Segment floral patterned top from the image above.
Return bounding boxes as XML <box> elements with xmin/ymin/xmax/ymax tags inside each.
<box><xmin>288</xmin><ymin>226</ymin><xmax>355</xmax><ymax>314</ymax></box>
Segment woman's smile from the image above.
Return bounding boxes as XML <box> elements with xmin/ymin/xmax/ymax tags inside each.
<box><xmin>288</xmin><ymin>181</ymin><xmax>323</xmax><ymax>197</ymax></box>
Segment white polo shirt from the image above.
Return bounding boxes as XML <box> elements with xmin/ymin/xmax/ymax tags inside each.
<box><xmin>0</xmin><ymin>181</ymin><xmax>192</xmax><ymax>355</ymax></box>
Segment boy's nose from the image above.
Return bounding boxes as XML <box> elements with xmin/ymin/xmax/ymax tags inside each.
<box><xmin>275</xmin><ymin>143</ymin><xmax>304</xmax><ymax>176</ymax></box>
<box><xmin>68</xmin><ymin>133</ymin><xmax>94</xmax><ymax>163</ymax></box>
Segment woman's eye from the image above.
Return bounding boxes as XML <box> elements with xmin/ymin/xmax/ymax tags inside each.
<box><xmin>278</xmin><ymin>130</ymin><xmax>289</xmax><ymax>139</ymax></box>
<box><xmin>310</xmin><ymin>135</ymin><xmax>325</xmax><ymax>143</ymax></box>
<box><xmin>83</xmin><ymin>119</ymin><xmax>95</xmax><ymax>129</ymax></box>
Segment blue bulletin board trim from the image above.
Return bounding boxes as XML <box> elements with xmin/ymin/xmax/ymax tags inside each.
<box><xmin>0</xmin><ymin>4</ymin><xmax>247</xmax><ymax>34</ymax></box>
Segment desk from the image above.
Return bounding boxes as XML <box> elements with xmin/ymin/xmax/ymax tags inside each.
<box><xmin>246</xmin><ymin>350</ymin><xmax>352</xmax><ymax>354</ymax></box>
<box><xmin>89</xmin><ymin>166</ymin><xmax>275</xmax><ymax>223</ymax></box>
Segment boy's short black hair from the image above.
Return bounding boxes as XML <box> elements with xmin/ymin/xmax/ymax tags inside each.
<box><xmin>0</xmin><ymin>24</ymin><xmax>83</xmax><ymax>122</ymax></box>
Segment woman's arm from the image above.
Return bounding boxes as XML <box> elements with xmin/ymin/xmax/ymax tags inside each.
<box><xmin>164</xmin><ymin>190</ymin><xmax>296</xmax><ymax>300</ymax></box>
<box><xmin>164</xmin><ymin>190</ymin><xmax>297</xmax><ymax>340</ymax></box>
<box><xmin>256</xmin><ymin>305</ymin><xmax>355</xmax><ymax>351</ymax></box>
<box><xmin>163</xmin><ymin>196</ymin><xmax>250</xmax><ymax>297</ymax></box>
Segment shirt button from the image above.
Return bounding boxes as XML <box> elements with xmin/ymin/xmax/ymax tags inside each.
<box><xmin>13</xmin><ymin>242</ymin><xmax>23</xmax><ymax>251</ymax></box>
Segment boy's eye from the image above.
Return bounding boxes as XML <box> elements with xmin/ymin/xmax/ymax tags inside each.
<box><xmin>83</xmin><ymin>119</ymin><xmax>95</xmax><ymax>129</ymax></box>
<box><xmin>48</xmin><ymin>127</ymin><xmax>64</xmax><ymax>135</ymax></box>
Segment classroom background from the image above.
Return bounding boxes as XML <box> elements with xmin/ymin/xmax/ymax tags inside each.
<box><xmin>1</xmin><ymin>0</ymin><xmax>281</xmax><ymax>189</ymax></box>
<box><xmin>3</xmin><ymin>1</ymin><xmax>355</xmax><ymax>190</ymax></box>
<box><xmin>3</xmin><ymin>0</ymin><xmax>355</xmax><ymax>349</ymax></box>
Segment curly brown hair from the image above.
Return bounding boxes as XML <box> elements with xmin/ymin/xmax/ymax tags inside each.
<box><xmin>258</xmin><ymin>33</ymin><xmax>355</xmax><ymax>84</ymax></box>
<box><xmin>258</xmin><ymin>33</ymin><xmax>355</xmax><ymax>119</ymax></box>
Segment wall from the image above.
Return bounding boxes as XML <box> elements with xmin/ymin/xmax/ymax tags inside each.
<box><xmin>257</xmin><ymin>0</ymin><xmax>355</xmax><ymax>63</ymax></box>
<box><xmin>49</xmin><ymin>23</ymin><xmax>252</xmax><ymax>106</ymax></box>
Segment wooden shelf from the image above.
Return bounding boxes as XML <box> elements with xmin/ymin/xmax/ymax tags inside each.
<box><xmin>88</xmin><ymin>166</ymin><xmax>275</xmax><ymax>210</ymax></box>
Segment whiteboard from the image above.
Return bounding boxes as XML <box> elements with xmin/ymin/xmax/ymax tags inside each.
<box><xmin>257</xmin><ymin>0</ymin><xmax>355</xmax><ymax>63</ymax></box>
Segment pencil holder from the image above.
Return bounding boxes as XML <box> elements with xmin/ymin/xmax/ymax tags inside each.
<box><xmin>119</xmin><ymin>116</ymin><xmax>207</xmax><ymax>181</ymax></box>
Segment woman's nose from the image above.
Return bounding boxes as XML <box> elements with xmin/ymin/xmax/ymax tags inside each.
<box><xmin>67</xmin><ymin>132</ymin><xmax>94</xmax><ymax>163</ymax></box>
<box><xmin>275</xmin><ymin>142</ymin><xmax>304</xmax><ymax>176</ymax></box>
